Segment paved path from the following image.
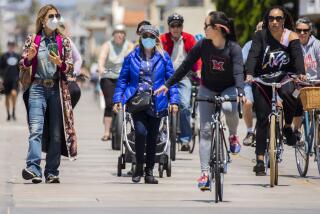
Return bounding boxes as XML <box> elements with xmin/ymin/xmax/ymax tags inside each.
<box><xmin>0</xmin><ymin>90</ymin><xmax>319</xmax><ymax>214</ymax></box>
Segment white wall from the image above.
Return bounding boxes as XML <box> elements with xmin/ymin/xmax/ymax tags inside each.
<box><xmin>299</xmin><ymin>0</ymin><xmax>320</xmax><ymax>17</ymax></box>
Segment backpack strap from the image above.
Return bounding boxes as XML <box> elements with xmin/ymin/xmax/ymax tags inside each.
<box><xmin>31</xmin><ymin>34</ymin><xmax>41</xmax><ymax>80</ymax></box>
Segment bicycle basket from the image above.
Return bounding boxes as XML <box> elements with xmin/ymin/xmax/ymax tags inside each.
<box><xmin>300</xmin><ymin>87</ymin><xmax>320</xmax><ymax>110</ymax></box>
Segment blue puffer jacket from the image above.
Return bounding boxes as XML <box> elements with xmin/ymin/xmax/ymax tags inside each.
<box><xmin>113</xmin><ymin>47</ymin><xmax>179</xmax><ymax>115</ymax></box>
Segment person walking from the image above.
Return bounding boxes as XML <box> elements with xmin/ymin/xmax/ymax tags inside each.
<box><xmin>113</xmin><ymin>25</ymin><xmax>179</xmax><ymax>184</ymax></box>
<box><xmin>98</xmin><ymin>24</ymin><xmax>134</xmax><ymax>141</ymax></box>
<box><xmin>19</xmin><ymin>4</ymin><xmax>77</xmax><ymax>184</ymax></box>
<box><xmin>0</xmin><ymin>40</ymin><xmax>20</xmax><ymax>121</ymax></box>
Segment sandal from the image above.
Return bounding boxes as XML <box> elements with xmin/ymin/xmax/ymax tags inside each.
<box><xmin>101</xmin><ymin>135</ymin><xmax>110</xmax><ymax>141</ymax></box>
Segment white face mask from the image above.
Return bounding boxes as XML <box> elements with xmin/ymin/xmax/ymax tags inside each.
<box><xmin>46</xmin><ymin>17</ymin><xmax>58</xmax><ymax>31</ymax></box>
<box><xmin>58</xmin><ymin>16</ymin><xmax>65</xmax><ymax>25</ymax></box>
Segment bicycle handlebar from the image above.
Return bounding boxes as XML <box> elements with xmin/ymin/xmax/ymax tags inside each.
<box><xmin>252</xmin><ymin>77</ymin><xmax>294</xmax><ymax>88</ymax></box>
<box><xmin>196</xmin><ymin>95</ymin><xmax>243</xmax><ymax>118</ymax></box>
<box><xmin>295</xmin><ymin>78</ymin><xmax>320</xmax><ymax>86</ymax></box>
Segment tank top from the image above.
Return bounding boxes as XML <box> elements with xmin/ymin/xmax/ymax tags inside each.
<box><xmin>102</xmin><ymin>40</ymin><xmax>130</xmax><ymax>79</ymax></box>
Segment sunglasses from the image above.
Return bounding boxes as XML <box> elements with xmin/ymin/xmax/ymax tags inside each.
<box><xmin>268</xmin><ymin>16</ymin><xmax>284</xmax><ymax>22</ymax></box>
<box><xmin>48</xmin><ymin>14</ymin><xmax>61</xmax><ymax>19</ymax></box>
<box><xmin>296</xmin><ymin>28</ymin><xmax>310</xmax><ymax>34</ymax></box>
<box><xmin>204</xmin><ymin>23</ymin><xmax>211</xmax><ymax>30</ymax></box>
<box><xmin>142</xmin><ymin>34</ymin><xmax>156</xmax><ymax>39</ymax></box>
<box><xmin>170</xmin><ymin>24</ymin><xmax>182</xmax><ymax>28</ymax></box>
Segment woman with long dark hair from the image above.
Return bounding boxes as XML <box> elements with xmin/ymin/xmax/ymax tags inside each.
<box><xmin>155</xmin><ymin>11</ymin><xmax>244</xmax><ymax>190</ymax></box>
<box><xmin>246</xmin><ymin>6</ymin><xmax>305</xmax><ymax>176</ymax></box>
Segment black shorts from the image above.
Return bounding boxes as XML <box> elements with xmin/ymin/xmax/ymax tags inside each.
<box><xmin>3</xmin><ymin>80</ymin><xmax>19</xmax><ymax>95</ymax></box>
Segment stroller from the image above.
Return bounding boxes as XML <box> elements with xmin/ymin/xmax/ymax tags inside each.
<box><xmin>117</xmin><ymin>105</ymin><xmax>172</xmax><ymax>178</ymax></box>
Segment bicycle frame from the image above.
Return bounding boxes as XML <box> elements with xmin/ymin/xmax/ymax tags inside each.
<box><xmin>253</xmin><ymin>78</ymin><xmax>291</xmax><ymax>163</ymax></box>
<box><xmin>253</xmin><ymin>77</ymin><xmax>294</xmax><ymax>186</ymax></box>
<box><xmin>197</xmin><ymin>95</ymin><xmax>239</xmax><ymax>202</ymax></box>
<box><xmin>210</xmin><ymin>102</ymin><xmax>231</xmax><ymax>170</ymax></box>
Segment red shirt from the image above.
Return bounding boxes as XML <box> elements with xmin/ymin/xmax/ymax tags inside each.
<box><xmin>160</xmin><ymin>32</ymin><xmax>201</xmax><ymax>73</ymax></box>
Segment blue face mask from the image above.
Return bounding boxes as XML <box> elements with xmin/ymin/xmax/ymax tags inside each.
<box><xmin>141</xmin><ymin>38</ymin><xmax>156</xmax><ymax>49</ymax></box>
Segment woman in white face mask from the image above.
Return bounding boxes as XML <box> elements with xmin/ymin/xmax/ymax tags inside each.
<box><xmin>19</xmin><ymin>4</ymin><xmax>76</xmax><ymax>184</ymax></box>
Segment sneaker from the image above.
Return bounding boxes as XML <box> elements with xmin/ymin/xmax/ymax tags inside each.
<box><xmin>283</xmin><ymin>126</ymin><xmax>297</xmax><ymax>146</ymax></box>
<box><xmin>294</xmin><ymin>130</ymin><xmax>304</xmax><ymax>147</ymax></box>
<box><xmin>181</xmin><ymin>143</ymin><xmax>190</xmax><ymax>151</ymax></box>
<box><xmin>253</xmin><ymin>160</ymin><xmax>266</xmax><ymax>176</ymax></box>
<box><xmin>22</xmin><ymin>168</ymin><xmax>42</xmax><ymax>184</ymax></box>
<box><xmin>229</xmin><ymin>135</ymin><xmax>241</xmax><ymax>154</ymax></box>
<box><xmin>197</xmin><ymin>173</ymin><xmax>210</xmax><ymax>191</ymax></box>
<box><xmin>45</xmin><ymin>174</ymin><xmax>60</xmax><ymax>184</ymax></box>
<box><xmin>243</xmin><ymin>132</ymin><xmax>255</xmax><ymax>146</ymax></box>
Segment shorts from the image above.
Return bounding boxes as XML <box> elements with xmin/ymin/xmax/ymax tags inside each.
<box><xmin>3</xmin><ymin>80</ymin><xmax>19</xmax><ymax>95</ymax></box>
<box><xmin>244</xmin><ymin>83</ymin><xmax>254</xmax><ymax>103</ymax></box>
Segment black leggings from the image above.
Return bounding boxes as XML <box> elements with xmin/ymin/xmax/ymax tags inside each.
<box><xmin>132</xmin><ymin>111</ymin><xmax>161</xmax><ymax>169</ymax></box>
<box><xmin>100</xmin><ymin>78</ymin><xmax>117</xmax><ymax>117</ymax></box>
<box><xmin>253</xmin><ymin>81</ymin><xmax>298</xmax><ymax>156</ymax></box>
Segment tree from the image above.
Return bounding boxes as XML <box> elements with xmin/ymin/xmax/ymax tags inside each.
<box><xmin>215</xmin><ymin>0</ymin><xmax>298</xmax><ymax>46</ymax></box>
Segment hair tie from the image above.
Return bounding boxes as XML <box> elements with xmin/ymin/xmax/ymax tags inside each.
<box><xmin>215</xmin><ymin>24</ymin><xmax>230</xmax><ymax>34</ymax></box>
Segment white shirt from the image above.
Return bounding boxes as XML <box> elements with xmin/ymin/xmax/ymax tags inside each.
<box><xmin>171</xmin><ymin>36</ymin><xmax>187</xmax><ymax>70</ymax></box>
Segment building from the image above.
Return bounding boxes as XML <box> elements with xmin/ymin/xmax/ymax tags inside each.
<box><xmin>299</xmin><ymin>0</ymin><xmax>320</xmax><ymax>36</ymax></box>
<box><xmin>149</xmin><ymin>0</ymin><xmax>216</xmax><ymax>35</ymax></box>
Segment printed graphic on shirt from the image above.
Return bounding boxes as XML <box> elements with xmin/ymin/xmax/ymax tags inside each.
<box><xmin>6</xmin><ymin>56</ymin><xmax>18</xmax><ymax>66</ymax></box>
<box><xmin>262</xmin><ymin>46</ymin><xmax>290</xmax><ymax>70</ymax></box>
<box><xmin>211</xmin><ymin>55</ymin><xmax>225</xmax><ymax>72</ymax></box>
<box><xmin>304</xmin><ymin>53</ymin><xmax>318</xmax><ymax>78</ymax></box>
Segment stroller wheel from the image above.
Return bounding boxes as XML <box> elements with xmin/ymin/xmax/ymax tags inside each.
<box><xmin>159</xmin><ymin>164</ymin><xmax>164</xmax><ymax>178</ymax></box>
<box><xmin>117</xmin><ymin>156</ymin><xmax>122</xmax><ymax>177</ymax></box>
<box><xmin>111</xmin><ymin>111</ymin><xmax>123</xmax><ymax>150</ymax></box>
<box><xmin>166</xmin><ymin>157</ymin><xmax>172</xmax><ymax>177</ymax></box>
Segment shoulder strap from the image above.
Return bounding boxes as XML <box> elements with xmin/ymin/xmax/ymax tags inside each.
<box><xmin>280</xmin><ymin>29</ymin><xmax>291</xmax><ymax>47</ymax></box>
<box><xmin>34</xmin><ymin>34</ymin><xmax>41</xmax><ymax>47</ymax></box>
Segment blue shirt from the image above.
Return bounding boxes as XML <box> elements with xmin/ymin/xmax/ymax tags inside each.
<box><xmin>35</xmin><ymin>31</ymin><xmax>58</xmax><ymax>79</ymax></box>
<box><xmin>242</xmin><ymin>40</ymin><xmax>252</xmax><ymax>64</ymax></box>
<box><xmin>137</xmin><ymin>57</ymin><xmax>157</xmax><ymax>116</ymax></box>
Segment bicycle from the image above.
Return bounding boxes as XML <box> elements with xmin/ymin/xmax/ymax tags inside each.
<box><xmin>253</xmin><ymin>75</ymin><xmax>294</xmax><ymax>187</ymax></box>
<box><xmin>196</xmin><ymin>94</ymin><xmax>242</xmax><ymax>203</ymax></box>
<box><xmin>189</xmin><ymin>83</ymin><xmax>200</xmax><ymax>153</ymax></box>
<box><xmin>294</xmin><ymin>79</ymin><xmax>320</xmax><ymax>177</ymax></box>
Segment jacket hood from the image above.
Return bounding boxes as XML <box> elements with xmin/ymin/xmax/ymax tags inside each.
<box><xmin>306</xmin><ymin>35</ymin><xmax>317</xmax><ymax>48</ymax></box>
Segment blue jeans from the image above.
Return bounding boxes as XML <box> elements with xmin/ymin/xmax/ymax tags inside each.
<box><xmin>178</xmin><ymin>77</ymin><xmax>192</xmax><ymax>144</ymax></box>
<box><xmin>26</xmin><ymin>82</ymin><xmax>63</xmax><ymax>177</ymax></box>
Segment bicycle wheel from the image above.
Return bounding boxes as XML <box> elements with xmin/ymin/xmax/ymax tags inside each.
<box><xmin>189</xmin><ymin>98</ymin><xmax>198</xmax><ymax>154</ymax></box>
<box><xmin>269</xmin><ymin>115</ymin><xmax>276</xmax><ymax>187</ymax></box>
<box><xmin>189</xmin><ymin>118</ymin><xmax>199</xmax><ymax>154</ymax></box>
<box><xmin>214</xmin><ymin>127</ymin><xmax>223</xmax><ymax>202</ymax></box>
<box><xmin>295</xmin><ymin>115</ymin><xmax>309</xmax><ymax>177</ymax></box>
<box><xmin>170</xmin><ymin>112</ymin><xmax>177</xmax><ymax>161</ymax></box>
<box><xmin>314</xmin><ymin>113</ymin><xmax>320</xmax><ymax>175</ymax></box>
